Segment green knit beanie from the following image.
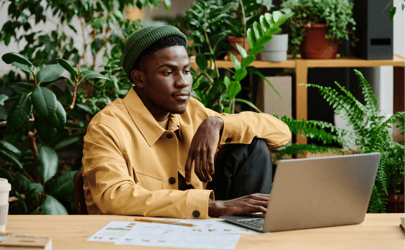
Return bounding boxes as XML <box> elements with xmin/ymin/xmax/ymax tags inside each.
<box><xmin>122</xmin><ymin>25</ymin><xmax>188</xmax><ymax>82</ymax></box>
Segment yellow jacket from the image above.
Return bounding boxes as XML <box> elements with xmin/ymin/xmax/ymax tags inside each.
<box><xmin>82</xmin><ymin>88</ymin><xmax>291</xmax><ymax>218</ymax></box>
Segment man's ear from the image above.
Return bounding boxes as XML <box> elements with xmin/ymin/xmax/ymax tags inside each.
<box><xmin>131</xmin><ymin>69</ymin><xmax>145</xmax><ymax>88</ymax></box>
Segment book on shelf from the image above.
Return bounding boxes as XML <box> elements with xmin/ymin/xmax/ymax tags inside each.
<box><xmin>0</xmin><ymin>233</ymin><xmax>51</xmax><ymax>249</ymax></box>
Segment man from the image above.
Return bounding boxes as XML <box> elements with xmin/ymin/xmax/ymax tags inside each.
<box><xmin>82</xmin><ymin>25</ymin><xmax>291</xmax><ymax>219</ymax></box>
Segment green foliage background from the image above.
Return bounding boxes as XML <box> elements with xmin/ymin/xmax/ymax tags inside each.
<box><xmin>0</xmin><ymin>0</ymin><xmax>403</xmax><ymax>215</ymax></box>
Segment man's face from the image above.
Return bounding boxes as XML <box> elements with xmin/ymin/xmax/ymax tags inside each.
<box><xmin>134</xmin><ymin>45</ymin><xmax>193</xmax><ymax>121</ymax></box>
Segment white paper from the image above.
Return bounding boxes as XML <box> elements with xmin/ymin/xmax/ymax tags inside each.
<box><xmin>88</xmin><ymin>218</ymin><xmax>259</xmax><ymax>249</ymax></box>
<box><xmin>114</xmin><ymin>223</ymin><xmax>241</xmax><ymax>249</ymax></box>
<box><xmin>87</xmin><ymin>221</ymin><xmax>138</xmax><ymax>242</ymax></box>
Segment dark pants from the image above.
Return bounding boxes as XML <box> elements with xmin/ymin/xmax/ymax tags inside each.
<box><xmin>206</xmin><ymin>137</ymin><xmax>273</xmax><ymax>200</ymax></box>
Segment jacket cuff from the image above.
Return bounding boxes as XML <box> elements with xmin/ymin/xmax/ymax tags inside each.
<box><xmin>218</xmin><ymin>115</ymin><xmax>243</xmax><ymax>145</ymax></box>
<box><xmin>185</xmin><ymin>189</ymin><xmax>214</xmax><ymax>219</ymax></box>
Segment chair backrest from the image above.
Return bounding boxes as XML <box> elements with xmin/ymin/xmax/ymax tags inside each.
<box><xmin>73</xmin><ymin>169</ymin><xmax>88</xmax><ymax>214</ymax></box>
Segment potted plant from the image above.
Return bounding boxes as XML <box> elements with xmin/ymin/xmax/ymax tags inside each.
<box><xmin>222</xmin><ymin>0</ymin><xmax>273</xmax><ymax>61</ymax></box>
<box><xmin>281</xmin><ymin>0</ymin><xmax>357</xmax><ymax>59</ymax></box>
<box><xmin>261</xmin><ymin>7</ymin><xmax>293</xmax><ymax>62</ymax></box>
<box><xmin>180</xmin><ymin>0</ymin><xmax>294</xmax><ymax>113</ymax></box>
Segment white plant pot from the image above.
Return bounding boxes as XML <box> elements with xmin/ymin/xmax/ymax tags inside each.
<box><xmin>262</xmin><ymin>34</ymin><xmax>288</xmax><ymax>62</ymax></box>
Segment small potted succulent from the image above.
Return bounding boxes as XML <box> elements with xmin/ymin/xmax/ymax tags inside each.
<box><xmin>281</xmin><ymin>0</ymin><xmax>357</xmax><ymax>59</ymax></box>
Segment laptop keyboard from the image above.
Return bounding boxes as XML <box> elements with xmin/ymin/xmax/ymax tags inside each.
<box><xmin>237</xmin><ymin>218</ymin><xmax>265</xmax><ymax>228</ymax></box>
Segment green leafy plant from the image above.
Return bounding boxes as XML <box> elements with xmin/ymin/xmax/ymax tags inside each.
<box><xmin>223</xmin><ymin>0</ymin><xmax>274</xmax><ymax>38</ymax></box>
<box><xmin>182</xmin><ymin>0</ymin><xmax>294</xmax><ymax>113</ymax></box>
<box><xmin>274</xmin><ymin>69</ymin><xmax>404</xmax><ymax>213</ymax></box>
<box><xmin>0</xmin><ymin>0</ymin><xmax>171</xmax><ymax>214</ymax></box>
<box><xmin>0</xmin><ymin>52</ymin><xmax>123</xmax><ymax>214</ymax></box>
<box><xmin>0</xmin><ymin>0</ymin><xmax>156</xmax><ymax>69</ymax></box>
<box><xmin>280</xmin><ymin>0</ymin><xmax>357</xmax><ymax>57</ymax></box>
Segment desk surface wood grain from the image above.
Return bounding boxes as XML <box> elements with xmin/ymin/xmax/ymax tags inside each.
<box><xmin>6</xmin><ymin>214</ymin><xmax>404</xmax><ymax>249</ymax></box>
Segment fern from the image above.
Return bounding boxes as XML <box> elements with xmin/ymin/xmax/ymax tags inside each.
<box><xmin>283</xmin><ymin>69</ymin><xmax>404</xmax><ymax>213</ymax></box>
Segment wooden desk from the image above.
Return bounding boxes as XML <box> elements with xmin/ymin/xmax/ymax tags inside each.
<box><xmin>5</xmin><ymin>214</ymin><xmax>403</xmax><ymax>249</ymax></box>
<box><xmin>191</xmin><ymin>55</ymin><xmax>405</xmax><ymax>145</ymax></box>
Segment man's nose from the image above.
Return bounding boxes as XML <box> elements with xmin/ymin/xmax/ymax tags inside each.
<box><xmin>175</xmin><ymin>73</ymin><xmax>190</xmax><ymax>88</ymax></box>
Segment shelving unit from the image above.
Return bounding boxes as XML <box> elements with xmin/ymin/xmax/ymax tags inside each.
<box><xmin>191</xmin><ymin>54</ymin><xmax>405</xmax><ymax>145</ymax></box>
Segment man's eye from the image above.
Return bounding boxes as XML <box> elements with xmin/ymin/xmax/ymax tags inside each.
<box><xmin>184</xmin><ymin>70</ymin><xmax>190</xmax><ymax>74</ymax></box>
<box><xmin>165</xmin><ymin>72</ymin><xmax>173</xmax><ymax>75</ymax></box>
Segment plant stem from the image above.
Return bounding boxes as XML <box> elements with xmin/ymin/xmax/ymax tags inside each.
<box><xmin>203</xmin><ymin>7</ymin><xmax>219</xmax><ymax>78</ymax></box>
<box><xmin>239</xmin><ymin>0</ymin><xmax>247</xmax><ymax>48</ymax></box>
<box><xmin>28</xmin><ymin>131</ymin><xmax>40</xmax><ymax>183</ymax></box>
<box><xmin>79</xmin><ymin>15</ymin><xmax>89</xmax><ymax>68</ymax></box>
<box><xmin>67</xmin><ymin>79</ymin><xmax>80</xmax><ymax>111</ymax></box>
<box><xmin>0</xmin><ymin>118</ymin><xmax>35</xmax><ymax>126</ymax></box>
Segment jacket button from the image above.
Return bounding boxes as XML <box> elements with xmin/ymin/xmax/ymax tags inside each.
<box><xmin>168</xmin><ymin>177</ymin><xmax>176</xmax><ymax>184</ymax></box>
<box><xmin>166</xmin><ymin>133</ymin><xmax>173</xmax><ymax>139</ymax></box>
<box><xmin>225</xmin><ymin>137</ymin><xmax>232</xmax><ymax>143</ymax></box>
<box><xmin>192</xmin><ymin>210</ymin><xmax>200</xmax><ymax>218</ymax></box>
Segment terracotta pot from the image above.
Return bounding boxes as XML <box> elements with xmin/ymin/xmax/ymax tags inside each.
<box><xmin>299</xmin><ymin>24</ymin><xmax>340</xmax><ymax>59</ymax></box>
<box><xmin>227</xmin><ymin>36</ymin><xmax>250</xmax><ymax>62</ymax></box>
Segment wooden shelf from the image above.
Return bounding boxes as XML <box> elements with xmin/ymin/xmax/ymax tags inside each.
<box><xmin>191</xmin><ymin>54</ymin><xmax>404</xmax><ymax>69</ymax></box>
<box><xmin>190</xmin><ymin>54</ymin><xmax>404</xmax><ymax>146</ymax></box>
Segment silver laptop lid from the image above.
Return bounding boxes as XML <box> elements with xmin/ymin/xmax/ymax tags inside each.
<box><xmin>263</xmin><ymin>153</ymin><xmax>381</xmax><ymax>232</ymax></box>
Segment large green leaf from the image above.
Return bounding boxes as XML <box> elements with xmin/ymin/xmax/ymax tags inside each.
<box><xmin>230</xmin><ymin>53</ymin><xmax>241</xmax><ymax>70</ymax></box>
<box><xmin>0</xmin><ymin>140</ymin><xmax>21</xmax><ymax>157</ymax></box>
<box><xmin>2</xmin><ymin>52</ymin><xmax>33</xmax><ymax>67</ymax></box>
<box><xmin>57</xmin><ymin>58</ymin><xmax>77</xmax><ymax>78</ymax></box>
<box><xmin>35</xmin><ymin>115</ymin><xmax>58</xmax><ymax>143</ymax></box>
<box><xmin>6</xmin><ymin>94</ymin><xmax>32</xmax><ymax>134</ymax></box>
<box><xmin>196</xmin><ymin>53</ymin><xmax>208</xmax><ymax>70</ymax></box>
<box><xmin>26</xmin><ymin>182</ymin><xmax>43</xmax><ymax>201</ymax></box>
<box><xmin>241</xmin><ymin>55</ymin><xmax>256</xmax><ymax>68</ymax></box>
<box><xmin>37</xmin><ymin>64</ymin><xmax>65</xmax><ymax>84</ymax></box>
<box><xmin>37</xmin><ymin>146</ymin><xmax>58</xmax><ymax>184</ymax></box>
<box><xmin>236</xmin><ymin>43</ymin><xmax>247</xmax><ymax>59</ymax></box>
<box><xmin>82</xmin><ymin>70</ymin><xmax>110</xmax><ymax>81</ymax></box>
<box><xmin>42</xmin><ymin>195</ymin><xmax>68</xmax><ymax>215</ymax></box>
<box><xmin>0</xmin><ymin>106</ymin><xmax>7</xmax><ymax>120</ymax></box>
<box><xmin>14</xmin><ymin>191</ymin><xmax>28</xmax><ymax>214</ymax></box>
<box><xmin>75</xmin><ymin>103</ymin><xmax>94</xmax><ymax>115</ymax></box>
<box><xmin>10</xmin><ymin>82</ymin><xmax>35</xmax><ymax>95</ymax></box>
<box><xmin>12</xmin><ymin>62</ymin><xmax>32</xmax><ymax>74</ymax></box>
<box><xmin>234</xmin><ymin>68</ymin><xmax>247</xmax><ymax>81</ymax></box>
<box><xmin>235</xmin><ymin>98</ymin><xmax>262</xmax><ymax>113</ymax></box>
<box><xmin>0</xmin><ymin>167</ymin><xmax>14</xmax><ymax>182</ymax></box>
<box><xmin>48</xmin><ymin>101</ymin><xmax>66</xmax><ymax>130</ymax></box>
<box><xmin>0</xmin><ymin>94</ymin><xmax>8</xmax><ymax>105</ymax></box>
<box><xmin>54</xmin><ymin>136</ymin><xmax>82</xmax><ymax>152</ymax></box>
<box><xmin>248</xmin><ymin>45</ymin><xmax>266</xmax><ymax>55</ymax></box>
<box><xmin>32</xmin><ymin>87</ymin><xmax>57</xmax><ymax>118</ymax></box>
<box><xmin>227</xmin><ymin>81</ymin><xmax>242</xmax><ymax>99</ymax></box>
<box><xmin>48</xmin><ymin>171</ymin><xmax>77</xmax><ymax>197</ymax></box>
<box><xmin>15</xmin><ymin>173</ymin><xmax>32</xmax><ymax>191</ymax></box>
<box><xmin>0</xmin><ymin>150</ymin><xmax>23</xmax><ymax>169</ymax></box>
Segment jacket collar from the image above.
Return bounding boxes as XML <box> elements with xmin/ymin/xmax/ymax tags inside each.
<box><xmin>123</xmin><ymin>87</ymin><xmax>181</xmax><ymax>146</ymax></box>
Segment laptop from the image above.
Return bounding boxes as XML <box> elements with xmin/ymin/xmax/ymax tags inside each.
<box><xmin>220</xmin><ymin>153</ymin><xmax>381</xmax><ymax>232</ymax></box>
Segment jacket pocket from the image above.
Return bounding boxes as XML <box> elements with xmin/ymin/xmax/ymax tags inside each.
<box><xmin>134</xmin><ymin>170</ymin><xmax>163</xmax><ymax>191</ymax></box>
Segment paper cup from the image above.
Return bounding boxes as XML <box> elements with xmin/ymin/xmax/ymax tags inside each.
<box><xmin>0</xmin><ymin>178</ymin><xmax>11</xmax><ymax>233</ymax></box>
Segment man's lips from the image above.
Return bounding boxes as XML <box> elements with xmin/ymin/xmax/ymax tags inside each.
<box><xmin>172</xmin><ymin>92</ymin><xmax>190</xmax><ymax>100</ymax></box>
<box><xmin>172</xmin><ymin>91</ymin><xmax>190</xmax><ymax>97</ymax></box>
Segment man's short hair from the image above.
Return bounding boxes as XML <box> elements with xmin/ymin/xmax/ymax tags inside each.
<box><xmin>132</xmin><ymin>35</ymin><xmax>187</xmax><ymax>71</ymax></box>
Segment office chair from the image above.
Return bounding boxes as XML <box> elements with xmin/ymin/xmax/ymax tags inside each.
<box><xmin>73</xmin><ymin>169</ymin><xmax>88</xmax><ymax>214</ymax></box>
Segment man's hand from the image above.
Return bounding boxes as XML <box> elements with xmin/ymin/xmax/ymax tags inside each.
<box><xmin>208</xmin><ymin>194</ymin><xmax>271</xmax><ymax>217</ymax></box>
<box><xmin>185</xmin><ymin>116</ymin><xmax>224</xmax><ymax>184</ymax></box>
